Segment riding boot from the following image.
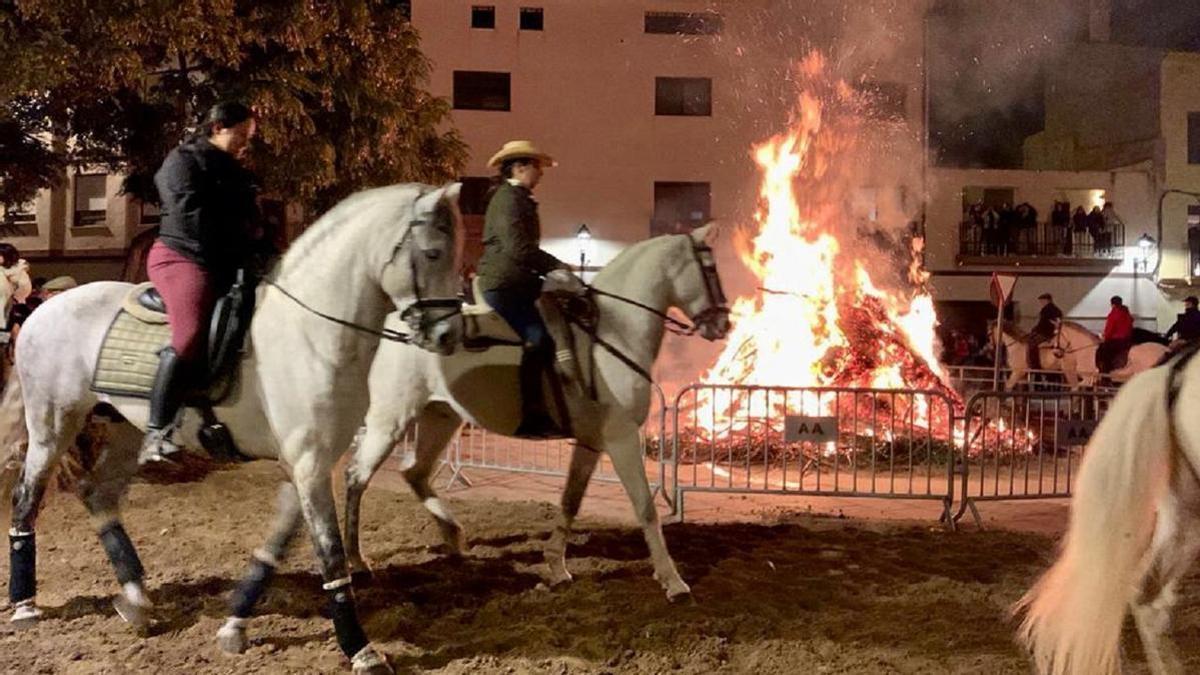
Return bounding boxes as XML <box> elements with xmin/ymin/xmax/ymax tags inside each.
<box><xmin>514</xmin><ymin>349</ymin><xmax>558</xmax><ymax>438</ymax></box>
<box><xmin>1027</xmin><ymin>341</ymin><xmax>1041</xmax><ymax>370</ymax></box>
<box><xmin>139</xmin><ymin>347</ymin><xmax>185</xmax><ymax>464</ymax></box>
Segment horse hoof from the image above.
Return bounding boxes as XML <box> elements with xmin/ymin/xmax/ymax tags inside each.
<box><xmin>10</xmin><ymin>600</ymin><xmax>42</xmax><ymax>627</ymax></box>
<box><xmin>113</xmin><ymin>596</ymin><xmax>152</xmax><ymax>634</ymax></box>
<box><xmin>351</xmin><ymin>645</ymin><xmax>393</xmax><ymax>674</ymax></box>
<box><xmin>216</xmin><ymin>621</ymin><xmax>249</xmax><ymax>654</ymax></box>
<box><xmin>665</xmin><ymin>582</ymin><xmax>693</xmax><ymax>604</ymax></box>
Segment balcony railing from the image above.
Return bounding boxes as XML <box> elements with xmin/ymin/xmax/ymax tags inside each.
<box><xmin>958</xmin><ymin>221</ymin><xmax>1124</xmax><ymax>260</ymax></box>
<box><xmin>73</xmin><ymin>209</ymin><xmax>107</xmax><ymax>227</ymax></box>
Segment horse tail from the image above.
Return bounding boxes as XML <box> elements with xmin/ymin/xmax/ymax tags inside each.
<box><xmin>1015</xmin><ymin>366</ymin><xmax>1172</xmax><ymax>674</ymax></box>
<box><xmin>0</xmin><ymin>365</ymin><xmax>28</xmax><ymax>507</ymax></box>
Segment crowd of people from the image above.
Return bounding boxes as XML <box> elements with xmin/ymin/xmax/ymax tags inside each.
<box><xmin>964</xmin><ymin>200</ymin><xmax>1124</xmax><ymax>256</ymax></box>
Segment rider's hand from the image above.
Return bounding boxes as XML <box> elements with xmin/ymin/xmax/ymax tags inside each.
<box><xmin>544</xmin><ymin>268</ymin><xmax>586</xmax><ymax>295</ymax></box>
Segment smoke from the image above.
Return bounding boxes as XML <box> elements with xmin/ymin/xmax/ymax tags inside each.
<box><xmin>927</xmin><ymin>0</ymin><xmax>1087</xmax><ymax>165</ymax></box>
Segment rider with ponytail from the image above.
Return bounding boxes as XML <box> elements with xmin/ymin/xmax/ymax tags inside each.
<box><xmin>143</xmin><ymin>101</ymin><xmax>267</xmax><ymax>462</ymax></box>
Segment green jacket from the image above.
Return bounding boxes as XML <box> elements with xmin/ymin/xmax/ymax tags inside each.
<box><xmin>476</xmin><ymin>181</ymin><xmax>564</xmax><ymax>298</ymax></box>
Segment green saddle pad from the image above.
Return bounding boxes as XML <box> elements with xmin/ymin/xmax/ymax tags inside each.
<box><xmin>91</xmin><ymin>310</ymin><xmax>171</xmax><ymax>398</ymax></box>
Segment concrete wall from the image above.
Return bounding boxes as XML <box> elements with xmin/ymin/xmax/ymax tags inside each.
<box><xmin>1158</xmin><ymin>52</ymin><xmax>1200</xmax><ymax>281</ymax></box>
<box><xmin>415</xmin><ymin>0</ymin><xmax>930</xmax><ymax>265</ymax></box>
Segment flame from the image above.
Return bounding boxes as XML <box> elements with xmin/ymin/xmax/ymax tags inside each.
<box><xmin>692</xmin><ymin>52</ymin><xmax>952</xmax><ymax>439</ymax></box>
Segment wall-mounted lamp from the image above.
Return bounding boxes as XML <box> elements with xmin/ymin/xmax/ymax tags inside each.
<box><xmin>576</xmin><ymin>223</ymin><xmax>592</xmax><ymax>275</ymax></box>
<box><xmin>1135</xmin><ymin>232</ymin><xmax>1157</xmax><ymax>274</ymax></box>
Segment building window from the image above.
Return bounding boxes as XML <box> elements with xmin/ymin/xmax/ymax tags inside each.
<box><xmin>453</xmin><ymin>71</ymin><xmax>511</xmax><ymax>111</ymax></box>
<box><xmin>652</xmin><ymin>182</ymin><xmax>711</xmax><ymax>236</ymax></box>
<box><xmin>1189</xmin><ymin>112</ymin><xmax>1200</xmax><ymax>165</ymax></box>
<box><xmin>520</xmin><ymin>7</ymin><xmax>543</xmax><ymax>30</ymax></box>
<box><xmin>458</xmin><ymin>177</ymin><xmax>493</xmax><ymax>216</ymax></box>
<box><xmin>0</xmin><ymin>203</ymin><xmax>36</xmax><ymax>237</ymax></box>
<box><xmin>644</xmin><ymin>11</ymin><xmax>722</xmax><ymax>35</ymax></box>
<box><xmin>471</xmin><ymin>5</ymin><xmax>495</xmax><ymax>29</ymax></box>
<box><xmin>139</xmin><ymin>201</ymin><xmax>160</xmax><ymax>225</ymax></box>
<box><xmin>73</xmin><ymin>173</ymin><xmax>107</xmax><ymax>227</ymax></box>
<box><xmin>655</xmin><ymin>77</ymin><xmax>712</xmax><ymax>117</ymax></box>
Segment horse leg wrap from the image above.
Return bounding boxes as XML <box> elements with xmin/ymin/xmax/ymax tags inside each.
<box><xmin>230</xmin><ymin>556</ymin><xmax>276</xmax><ymax>619</ymax></box>
<box><xmin>9</xmin><ymin>531</ymin><xmax>35</xmax><ymax>604</ymax></box>
<box><xmin>98</xmin><ymin>523</ymin><xmax>145</xmax><ymax>585</ymax></box>
<box><xmin>327</xmin><ymin>586</ymin><xmax>369</xmax><ymax>658</ymax></box>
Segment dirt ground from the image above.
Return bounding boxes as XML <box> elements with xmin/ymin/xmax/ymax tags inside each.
<box><xmin>0</xmin><ymin>461</ymin><xmax>1195</xmax><ymax>674</ymax></box>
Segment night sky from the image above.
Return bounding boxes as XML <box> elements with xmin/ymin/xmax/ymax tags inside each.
<box><xmin>930</xmin><ymin>0</ymin><xmax>1200</xmax><ymax>168</ymax></box>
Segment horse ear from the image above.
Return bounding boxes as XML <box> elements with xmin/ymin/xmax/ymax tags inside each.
<box><xmin>440</xmin><ymin>182</ymin><xmax>462</xmax><ymax>207</ymax></box>
<box><xmin>691</xmin><ymin>221</ymin><xmax>718</xmax><ymax>245</ymax></box>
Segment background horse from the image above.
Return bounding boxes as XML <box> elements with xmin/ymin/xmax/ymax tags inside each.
<box><xmin>993</xmin><ymin>320</ymin><xmax>1165</xmax><ymax>390</ymax></box>
<box><xmin>0</xmin><ymin>183</ymin><xmax>463</xmax><ymax>674</ymax></box>
<box><xmin>1015</xmin><ymin>347</ymin><xmax>1200</xmax><ymax>675</ymax></box>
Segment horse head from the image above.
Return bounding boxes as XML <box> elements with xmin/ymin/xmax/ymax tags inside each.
<box><xmin>673</xmin><ymin>224</ymin><xmax>731</xmax><ymax>341</ymax></box>
<box><xmin>378</xmin><ymin>182</ymin><xmax>465</xmax><ymax>355</ymax></box>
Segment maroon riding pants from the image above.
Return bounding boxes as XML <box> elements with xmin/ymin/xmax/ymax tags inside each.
<box><xmin>147</xmin><ymin>241</ymin><xmax>217</xmax><ymax>362</ymax></box>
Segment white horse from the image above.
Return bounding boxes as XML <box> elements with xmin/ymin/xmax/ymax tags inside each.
<box><xmin>993</xmin><ymin>320</ymin><xmax>1166</xmax><ymax>390</ymax></box>
<box><xmin>1015</xmin><ymin>346</ymin><xmax>1200</xmax><ymax>675</ymax></box>
<box><xmin>0</xmin><ymin>183</ymin><xmax>464</xmax><ymax>674</ymax></box>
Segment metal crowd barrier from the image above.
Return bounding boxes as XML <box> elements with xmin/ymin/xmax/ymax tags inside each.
<box><xmin>431</xmin><ymin>385</ymin><xmax>669</xmax><ymax>496</ymax></box>
<box><xmin>668</xmin><ymin>385</ymin><xmax>959</xmax><ymax>524</ymax></box>
<box><xmin>942</xmin><ymin>364</ymin><xmax>1119</xmax><ymax>396</ymax></box>
<box><xmin>953</xmin><ymin>389</ymin><xmax>1114</xmax><ymax>527</ymax></box>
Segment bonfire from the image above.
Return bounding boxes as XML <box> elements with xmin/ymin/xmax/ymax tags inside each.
<box><xmin>680</xmin><ymin>52</ymin><xmax>957</xmax><ymax>464</ymax></box>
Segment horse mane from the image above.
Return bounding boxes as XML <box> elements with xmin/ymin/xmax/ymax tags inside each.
<box><xmin>278</xmin><ymin>184</ymin><xmax>427</xmax><ymax>277</ymax></box>
<box><xmin>592</xmin><ymin>232</ymin><xmax>688</xmax><ymax>289</ymax></box>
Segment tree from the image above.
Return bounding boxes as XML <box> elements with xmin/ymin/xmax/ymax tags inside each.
<box><xmin>0</xmin><ymin>0</ymin><xmax>466</xmax><ymax>215</ymax></box>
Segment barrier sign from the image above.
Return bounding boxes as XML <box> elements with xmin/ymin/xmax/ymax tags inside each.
<box><xmin>784</xmin><ymin>416</ymin><xmax>838</xmax><ymax>443</ymax></box>
<box><xmin>1055</xmin><ymin>419</ymin><xmax>1097</xmax><ymax>446</ymax></box>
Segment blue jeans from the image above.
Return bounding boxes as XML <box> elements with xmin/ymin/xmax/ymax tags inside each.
<box><xmin>482</xmin><ymin>290</ymin><xmax>550</xmax><ymax>353</ymax></box>
<box><xmin>483</xmin><ymin>289</ymin><xmax>553</xmax><ymax>418</ymax></box>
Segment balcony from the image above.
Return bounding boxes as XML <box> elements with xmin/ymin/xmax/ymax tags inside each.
<box><xmin>957</xmin><ymin>221</ymin><xmax>1125</xmax><ymax>265</ymax></box>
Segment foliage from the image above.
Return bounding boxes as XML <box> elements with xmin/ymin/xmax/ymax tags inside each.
<box><xmin>0</xmin><ymin>0</ymin><xmax>466</xmax><ymax>214</ymax></box>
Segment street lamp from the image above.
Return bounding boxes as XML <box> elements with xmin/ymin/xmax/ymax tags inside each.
<box><xmin>576</xmin><ymin>224</ymin><xmax>592</xmax><ymax>276</ymax></box>
<box><xmin>1135</xmin><ymin>232</ymin><xmax>1157</xmax><ymax>274</ymax></box>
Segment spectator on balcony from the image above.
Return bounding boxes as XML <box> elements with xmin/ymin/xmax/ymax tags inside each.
<box><xmin>998</xmin><ymin>203</ymin><xmax>1017</xmax><ymax>255</ymax></box>
<box><xmin>1165</xmin><ymin>296</ymin><xmax>1200</xmax><ymax>351</ymax></box>
<box><xmin>1099</xmin><ymin>202</ymin><xmax>1123</xmax><ymax>255</ymax></box>
<box><xmin>1085</xmin><ymin>205</ymin><xmax>1105</xmax><ymax>255</ymax></box>
<box><xmin>1097</xmin><ymin>295</ymin><xmax>1135</xmax><ymax>372</ymax></box>
<box><xmin>981</xmin><ymin>205</ymin><xmax>1001</xmax><ymax>255</ymax></box>
<box><xmin>1051</xmin><ymin>201</ymin><xmax>1071</xmax><ymax>254</ymax></box>
<box><xmin>1027</xmin><ymin>292</ymin><xmax>1063</xmax><ymax>369</ymax></box>
<box><xmin>1015</xmin><ymin>202</ymin><xmax>1038</xmax><ymax>254</ymax></box>
<box><xmin>966</xmin><ymin>201</ymin><xmax>985</xmax><ymax>249</ymax></box>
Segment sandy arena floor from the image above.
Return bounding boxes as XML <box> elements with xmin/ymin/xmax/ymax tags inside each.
<box><xmin>0</xmin><ymin>460</ymin><xmax>1195</xmax><ymax>674</ymax></box>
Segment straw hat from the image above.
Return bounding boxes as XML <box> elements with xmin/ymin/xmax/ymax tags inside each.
<box><xmin>487</xmin><ymin>140</ymin><xmax>556</xmax><ymax>169</ymax></box>
<box><xmin>42</xmin><ymin>275</ymin><xmax>78</xmax><ymax>292</ymax></box>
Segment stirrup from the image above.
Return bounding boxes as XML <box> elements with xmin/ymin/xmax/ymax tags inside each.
<box><xmin>138</xmin><ymin>427</ymin><xmax>181</xmax><ymax>465</ymax></box>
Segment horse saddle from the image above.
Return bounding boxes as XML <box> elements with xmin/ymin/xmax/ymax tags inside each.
<box><xmin>91</xmin><ymin>277</ymin><xmax>253</xmax><ymax>401</ymax></box>
<box><xmin>437</xmin><ymin>278</ymin><xmax>587</xmax><ymax>439</ymax></box>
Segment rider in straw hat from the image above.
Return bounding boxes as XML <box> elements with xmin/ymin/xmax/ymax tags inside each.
<box><xmin>476</xmin><ymin>140</ymin><xmax>582</xmax><ymax>436</ymax></box>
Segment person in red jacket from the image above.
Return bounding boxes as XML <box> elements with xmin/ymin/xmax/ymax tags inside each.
<box><xmin>1097</xmin><ymin>295</ymin><xmax>1135</xmax><ymax>372</ymax></box>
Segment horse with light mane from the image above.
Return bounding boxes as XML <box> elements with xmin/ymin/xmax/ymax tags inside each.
<box><xmin>992</xmin><ymin>319</ymin><xmax>1166</xmax><ymax>390</ymax></box>
<box><xmin>1015</xmin><ymin>345</ymin><xmax>1200</xmax><ymax>674</ymax></box>
<box><xmin>293</xmin><ymin>225</ymin><xmax>727</xmax><ymax>613</ymax></box>
<box><xmin>0</xmin><ymin>183</ymin><xmax>464</xmax><ymax>674</ymax></box>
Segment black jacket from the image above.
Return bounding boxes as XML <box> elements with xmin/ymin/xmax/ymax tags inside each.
<box><xmin>1033</xmin><ymin>302</ymin><xmax>1063</xmax><ymax>337</ymax></box>
<box><xmin>1166</xmin><ymin>307</ymin><xmax>1200</xmax><ymax>341</ymax></box>
<box><xmin>154</xmin><ymin>136</ymin><xmax>262</xmax><ymax>283</ymax></box>
<box><xmin>476</xmin><ymin>181</ymin><xmax>564</xmax><ymax>298</ymax></box>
